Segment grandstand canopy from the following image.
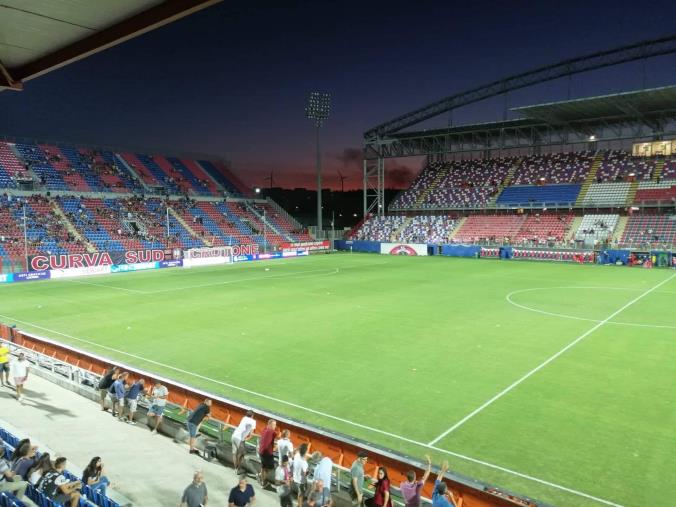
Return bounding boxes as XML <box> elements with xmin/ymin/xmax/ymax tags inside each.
<box><xmin>513</xmin><ymin>85</ymin><xmax>676</xmax><ymax>123</ymax></box>
<box><xmin>0</xmin><ymin>0</ymin><xmax>221</xmax><ymax>90</ymax></box>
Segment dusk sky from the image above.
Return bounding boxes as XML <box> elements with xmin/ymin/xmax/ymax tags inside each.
<box><xmin>2</xmin><ymin>0</ymin><xmax>676</xmax><ymax>190</ymax></box>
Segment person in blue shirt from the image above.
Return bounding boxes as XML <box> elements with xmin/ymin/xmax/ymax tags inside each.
<box><xmin>431</xmin><ymin>461</ymin><xmax>456</xmax><ymax>507</ymax></box>
<box><xmin>121</xmin><ymin>378</ymin><xmax>145</xmax><ymax>424</ymax></box>
<box><xmin>108</xmin><ymin>372</ymin><xmax>128</xmax><ymax>419</ymax></box>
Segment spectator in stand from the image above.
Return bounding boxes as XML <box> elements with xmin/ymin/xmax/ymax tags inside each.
<box><xmin>231</xmin><ymin>410</ymin><xmax>256</xmax><ymax>473</ymax></box>
<box><xmin>109</xmin><ymin>371</ymin><xmax>129</xmax><ymax>418</ymax></box>
<box><xmin>258</xmin><ymin>419</ymin><xmax>277</xmax><ymax>488</ymax></box>
<box><xmin>82</xmin><ymin>456</ymin><xmax>110</xmax><ymax>495</ymax></box>
<box><xmin>276</xmin><ymin>429</ymin><xmax>294</xmax><ymax>464</ymax></box>
<box><xmin>0</xmin><ymin>341</ymin><xmax>10</xmax><ymax>387</ymax></box>
<box><xmin>366</xmin><ymin>467</ymin><xmax>391</xmax><ymax>507</ymax></box>
<box><xmin>37</xmin><ymin>457</ymin><xmax>82</xmax><ymax>507</ymax></box>
<box><xmin>10</xmin><ymin>440</ymin><xmax>37</xmax><ymax>480</ymax></box>
<box><xmin>292</xmin><ymin>443</ymin><xmax>309</xmax><ymax>506</ymax></box>
<box><xmin>122</xmin><ymin>378</ymin><xmax>145</xmax><ymax>424</ymax></box>
<box><xmin>185</xmin><ymin>398</ymin><xmax>212</xmax><ymax>455</ymax></box>
<box><xmin>0</xmin><ymin>438</ymin><xmax>28</xmax><ymax>500</ymax></box>
<box><xmin>98</xmin><ymin>366</ymin><xmax>119</xmax><ymax>411</ymax></box>
<box><xmin>311</xmin><ymin>452</ymin><xmax>333</xmax><ymax>502</ymax></box>
<box><xmin>432</xmin><ymin>461</ymin><xmax>456</xmax><ymax>507</ymax></box>
<box><xmin>349</xmin><ymin>451</ymin><xmax>368</xmax><ymax>506</ymax></box>
<box><xmin>400</xmin><ymin>455</ymin><xmax>432</xmax><ymax>507</ymax></box>
<box><xmin>147</xmin><ymin>381</ymin><xmax>169</xmax><ymax>433</ymax></box>
<box><xmin>10</xmin><ymin>352</ymin><xmax>29</xmax><ymax>401</ymax></box>
<box><xmin>229</xmin><ymin>476</ymin><xmax>256</xmax><ymax>507</ymax></box>
<box><xmin>307</xmin><ymin>478</ymin><xmax>332</xmax><ymax>507</ymax></box>
<box><xmin>27</xmin><ymin>452</ymin><xmax>52</xmax><ymax>486</ymax></box>
<box><xmin>274</xmin><ymin>455</ymin><xmax>292</xmax><ymax>507</ymax></box>
<box><xmin>181</xmin><ymin>470</ymin><xmax>208</xmax><ymax>507</ymax></box>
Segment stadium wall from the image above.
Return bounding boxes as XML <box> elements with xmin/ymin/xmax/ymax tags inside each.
<box><xmin>0</xmin><ymin>324</ymin><xmax>537</xmax><ymax>507</ymax></box>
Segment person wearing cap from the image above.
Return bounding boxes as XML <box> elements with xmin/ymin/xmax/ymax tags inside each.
<box><xmin>350</xmin><ymin>451</ymin><xmax>368</xmax><ymax>506</ymax></box>
<box><xmin>274</xmin><ymin>455</ymin><xmax>292</xmax><ymax>507</ymax></box>
<box><xmin>432</xmin><ymin>461</ymin><xmax>456</xmax><ymax>507</ymax></box>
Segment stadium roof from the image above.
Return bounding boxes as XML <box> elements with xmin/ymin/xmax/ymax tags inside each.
<box><xmin>512</xmin><ymin>85</ymin><xmax>676</xmax><ymax>123</ymax></box>
<box><xmin>0</xmin><ymin>0</ymin><xmax>221</xmax><ymax>91</ymax></box>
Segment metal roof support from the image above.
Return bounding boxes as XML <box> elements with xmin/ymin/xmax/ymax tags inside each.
<box><xmin>363</xmin><ymin>158</ymin><xmax>384</xmax><ymax>218</ymax></box>
<box><xmin>0</xmin><ymin>59</ymin><xmax>22</xmax><ymax>91</ymax></box>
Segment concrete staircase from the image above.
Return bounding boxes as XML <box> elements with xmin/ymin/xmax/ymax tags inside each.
<box><xmin>168</xmin><ymin>206</ymin><xmax>212</xmax><ymax>246</ymax></box>
<box><xmin>448</xmin><ymin>217</ymin><xmax>467</xmax><ymax>241</ymax></box>
<box><xmin>487</xmin><ymin>158</ymin><xmax>521</xmax><ymax>207</ymax></box>
<box><xmin>625</xmin><ymin>180</ymin><xmax>639</xmax><ymax>205</ymax></box>
<box><xmin>245</xmin><ymin>202</ymin><xmax>290</xmax><ymax>241</ymax></box>
<box><xmin>50</xmin><ymin>200</ymin><xmax>97</xmax><ymax>253</ymax></box>
<box><xmin>575</xmin><ymin>151</ymin><xmax>604</xmax><ymax>206</ymax></box>
<box><xmin>653</xmin><ymin>159</ymin><xmax>665</xmax><ymax>181</ymax></box>
<box><xmin>565</xmin><ymin>215</ymin><xmax>583</xmax><ymax>242</ymax></box>
<box><xmin>391</xmin><ymin>216</ymin><xmax>413</xmax><ymax>241</ymax></box>
<box><xmin>613</xmin><ymin>215</ymin><xmax>629</xmax><ymax>243</ymax></box>
<box><xmin>114</xmin><ymin>154</ymin><xmax>152</xmax><ymax>192</ymax></box>
<box><xmin>413</xmin><ymin>166</ymin><xmax>448</xmax><ymax>207</ymax></box>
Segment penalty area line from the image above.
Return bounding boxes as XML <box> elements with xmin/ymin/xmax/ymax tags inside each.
<box><xmin>0</xmin><ymin>315</ymin><xmax>624</xmax><ymax>506</ymax></box>
<box><xmin>428</xmin><ymin>273</ymin><xmax>676</xmax><ymax>447</ymax></box>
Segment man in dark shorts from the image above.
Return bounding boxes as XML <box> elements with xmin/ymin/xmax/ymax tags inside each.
<box><xmin>185</xmin><ymin>398</ymin><xmax>212</xmax><ymax>455</ymax></box>
<box><xmin>229</xmin><ymin>476</ymin><xmax>256</xmax><ymax>507</ymax></box>
<box><xmin>258</xmin><ymin>418</ymin><xmax>276</xmax><ymax>488</ymax></box>
<box><xmin>0</xmin><ymin>341</ymin><xmax>10</xmax><ymax>387</ymax></box>
<box><xmin>97</xmin><ymin>366</ymin><xmax>119</xmax><ymax>411</ymax></box>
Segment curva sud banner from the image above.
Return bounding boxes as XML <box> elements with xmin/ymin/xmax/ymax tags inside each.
<box><xmin>29</xmin><ymin>249</ymin><xmax>169</xmax><ymax>272</ymax></box>
<box><xmin>379</xmin><ymin>242</ymin><xmax>428</xmax><ymax>256</ymax></box>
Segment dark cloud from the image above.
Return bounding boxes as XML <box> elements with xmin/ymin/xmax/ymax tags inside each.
<box><xmin>334</xmin><ymin>148</ymin><xmax>362</xmax><ymax>168</ymax></box>
<box><xmin>387</xmin><ymin>165</ymin><xmax>414</xmax><ymax>188</ymax></box>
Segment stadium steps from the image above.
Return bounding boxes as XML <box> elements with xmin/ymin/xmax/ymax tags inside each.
<box><xmin>114</xmin><ymin>154</ymin><xmax>152</xmax><ymax>192</ymax></box>
<box><xmin>613</xmin><ymin>215</ymin><xmax>629</xmax><ymax>242</ymax></box>
<box><xmin>245</xmin><ymin>202</ymin><xmax>290</xmax><ymax>241</ymax></box>
<box><xmin>392</xmin><ymin>216</ymin><xmax>413</xmax><ymax>241</ymax></box>
<box><xmin>51</xmin><ymin>199</ymin><xmax>97</xmax><ymax>253</ymax></box>
<box><xmin>168</xmin><ymin>206</ymin><xmax>211</xmax><ymax>246</ymax></box>
<box><xmin>266</xmin><ymin>197</ymin><xmax>305</xmax><ymax>233</ymax></box>
<box><xmin>413</xmin><ymin>165</ymin><xmax>448</xmax><ymax>207</ymax></box>
<box><xmin>565</xmin><ymin>215</ymin><xmax>583</xmax><ymax>242</ymax></box>
<box><xmin>487</xmin><ymin>157</ymin><xmax>521</xmax><ymax>207</ymax></box>
<box><xmin>625</xmin><ymin>180</ymin><xmax>639</xmax><ymax>205</ymax></box>
<box><xmin>574</xmin><ymin>151</ymin><xmax>604</xmax><ymax>206</ymax></box>
<box><xmin>448</xmin><ymin>217</ymin><xmax>467</xmax><ymax>241</ymax></box>
<box><xmin>652</xmin><ymin>159</ymin><xmax>665</xmax><ymax>181</ymax></box>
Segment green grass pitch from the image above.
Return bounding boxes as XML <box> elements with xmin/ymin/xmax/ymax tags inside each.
<box><xmin>1</xmin><ymin>254</ymin><xmax>674</xmax><ymax>507</ymax></box>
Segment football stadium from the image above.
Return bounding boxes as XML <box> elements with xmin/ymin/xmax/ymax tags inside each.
<box><xmin>0</xmin><ymin>3</ymin><xmax>675</xmax><ymax>507</ymax></box>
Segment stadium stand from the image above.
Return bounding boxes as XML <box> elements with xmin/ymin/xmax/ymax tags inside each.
<box><xmin>596</xmin><ymin>150</ymin><xmax>655</xmax><ymax>182</ymax></box>
<box><xmin>496</xmin><ymin>184</ymin><xmax>581</xmax><ymax>207</ymax></box>
<box><xmin>621</xmin><ymin>214</ymin><xmax>676</xmax><ymax>245</ymax></box>
<box><xmin>574</xmin><ymin>214</ymin><xmax>619</xmax><ymax>242</ymax></box>
<box><xmin>634</xmin><ymin>180</ymin><xmax>676</xmax><ymax>204</ymax></box>
<box><xmin>511</xmin><ymin>152</ymin><xmax>593</xmax><ymax>185</ymax></box>
<box><xmin>354</xmin><ymin>215</ymin><xmax>406</xmax><ymax>241</ymax></box>
<box><xmin>581</xmin><ymin>182</ymin><xmax>631</xmax><ymax>207</ymax></box>
<box><xmin>452</xmin><ymin>215</ymin><xmax>526</xmax><ymax>242</ymax></box>
<box><xmin>395</xmin><ymin>215</ymin><xmax>458</xmax><ymax>243</ymax></box>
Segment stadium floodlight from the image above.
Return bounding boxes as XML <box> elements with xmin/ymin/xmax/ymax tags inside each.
<box><xmin>306</xmin><ymin>91</ymin><xmax>331</xmax><ymax>234</ymax></box>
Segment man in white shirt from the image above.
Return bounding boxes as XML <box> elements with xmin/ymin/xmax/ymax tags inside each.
<box><xmin>231</xmin><ymin>410</ymin><xmax>256</xmax><ymax>472</ymax></box>
<box><xmin>147</xmin><ymin>381</ymin><xmax>169</xmax><ymax>433</ymax></box>
<box><xmin>292</xmin><ymin>443</ymin><xmax>309</xmax><ymax>505</ymax></box>
<box><xmin>10</xmin><ymin>352</ymin><xmax>29</xmax><ymax>401</ymax></box>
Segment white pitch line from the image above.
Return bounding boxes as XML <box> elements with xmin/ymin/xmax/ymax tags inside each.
<box><xmin>0</xmin><ymin>315</ymin><xmax>624</xmax><ymax>506</ymax></box>
<box><xmin>64</xmin><ymin>279</ymin><xmax>148</xmax><ymax>294</ymax></box>
<box><xmin>428</xmin><ymin>273</ymin><xmax>676</xmax><ymax>446</ymax></box>
<box><xmin>506</xmin><ymin>286</ymin><xmax>676</xmax><ymax>330</ymax></box>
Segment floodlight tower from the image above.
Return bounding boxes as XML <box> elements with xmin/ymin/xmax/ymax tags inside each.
<box><xmin>305</xmin><ymin>92</ymin><xmax>331</xmax><ymax>234</ymax></box>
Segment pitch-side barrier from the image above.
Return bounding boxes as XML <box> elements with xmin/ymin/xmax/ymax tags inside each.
<box><xmin>0</xmin><ymin>325</ymin><xmax>543</xmax><ymax>507</ymax></box>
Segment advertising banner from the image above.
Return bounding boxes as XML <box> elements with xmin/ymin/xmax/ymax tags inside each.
<box><xmin>29</xmin><ymin>249</ymin><xmax>166</xmax><ymax>271</ymax></box>
<box><xmin>159</xmin><ymin>259</ymin><xmax>183</xmax><ymax>268</ymax></box>
<box><xmin>14</xmin><ymin>270</ymin><xmax>51</xmax><ymax>282</ymax></box>
<box><xmin>379</xmin><ymin>243</ymin><xmax>428</xmax><ymax>256</ymax></box>
<box><xmin>280</xmin><ymin>240</ymin><xmax>330</xmax><ymax>251</ymax></box>
<box><xmin>49</xmin><ymin>265</ymin><xmax>111</xmax><ymax>279</ymax></box>
<box><xmin>184</xmin><ymin>247</ymin><xmax>233</xmax><ymax>259</ymax></box>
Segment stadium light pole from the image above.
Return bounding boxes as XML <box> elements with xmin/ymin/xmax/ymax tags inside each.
<box><xmin>305</xmin><ymin>92</ymin><xmax>331</xmax><ymax>236</ymax></box>
<box><xmin>263</xmin><ymin>207</ymin><xmax>267</xmax><ymax>254</ymax></box>
<box><xmin>22</xmin><ymin>202</ymin><xmax>28</xmax><ymax>271</ymax></box>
